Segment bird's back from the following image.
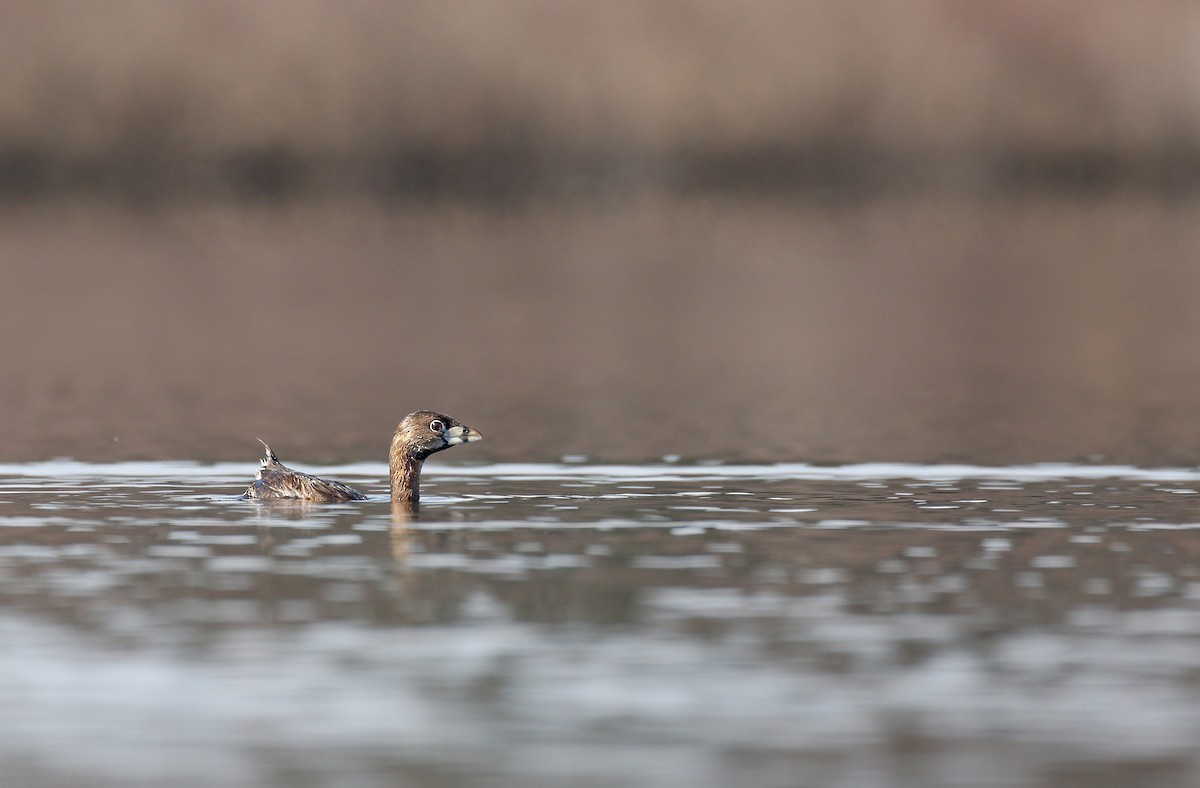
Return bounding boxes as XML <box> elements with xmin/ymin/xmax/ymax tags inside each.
<box><xmin>243</xmin><ymin>442</ymin><xmax>368</xmax><ymax>502</ymax></box>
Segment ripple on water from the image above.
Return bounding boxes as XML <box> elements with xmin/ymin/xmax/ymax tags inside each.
<box><xmin>0</xmin><ymin>461</ymin><xmax>1197</xmax><ymax>784</ymax></box>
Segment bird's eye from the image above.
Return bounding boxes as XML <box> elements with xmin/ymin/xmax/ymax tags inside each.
<box><xmin>428</xmin><ymin>419</ymin><xmax>444</xmax><ymax>433</ymax></box>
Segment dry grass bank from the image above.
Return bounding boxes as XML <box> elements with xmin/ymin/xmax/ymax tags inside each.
<box><xmin>2</xmin><ymin>1</ymin><xmax>1200</xmax><ymax>198</ymax></box>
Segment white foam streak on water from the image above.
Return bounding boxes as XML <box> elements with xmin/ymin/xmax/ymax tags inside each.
<box><xmin>2</xmin><ymin>459</ymin><xmax>1200</xmax><ymax>482</ymax></box>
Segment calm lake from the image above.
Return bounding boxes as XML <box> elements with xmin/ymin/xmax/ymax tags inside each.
<box><xmin>4</xmin><ymin>194</ymin><xmax>1200</xmax><ymax>786</ymax></box>
<box><xmin>2</xmin><ymin>458</ymin><xmax>1200</xmax><ymax>787</ymax></box>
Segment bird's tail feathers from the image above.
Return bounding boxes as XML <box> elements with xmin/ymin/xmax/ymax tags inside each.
<box><xmin>258</xmin><ymin>439</ymin><xmax>280</xmax><ymax>466</ymax></box>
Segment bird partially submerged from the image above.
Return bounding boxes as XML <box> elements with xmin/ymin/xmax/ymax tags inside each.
<box><xmin>243</xmin><ymin>410</ymin><xmax>482</xmax><ymax>510</ymax></box>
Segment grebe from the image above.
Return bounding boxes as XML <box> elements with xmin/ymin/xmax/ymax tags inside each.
<box><xmin>243</xmin><ymin>410</ymin><xmax>481</xmax><ymax>509</ymax></box>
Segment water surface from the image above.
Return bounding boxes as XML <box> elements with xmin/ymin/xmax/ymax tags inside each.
<box><xmin>3</xmin><ymin>459</ymin><xmax>1199</xmax><ymax>787</ymax></box>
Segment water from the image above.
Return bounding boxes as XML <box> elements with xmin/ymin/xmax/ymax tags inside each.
<box><xmin>6</xmin><ymin>195</ymin><xmax>1200</xmax><ymax>785</ymax></box>
<box><xmin>7</xmin><ymin>195</ymin><xmax>1200</xmax><ymax>468</ymax></box>
<box><xmin>2</xmin><ymin>459</ymin><xmax>1200</xmax><ymax>787</ymax></box>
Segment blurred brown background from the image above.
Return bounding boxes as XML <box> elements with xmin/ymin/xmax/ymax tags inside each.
<box><xmin>2</xmin><ymin>1</ymin><xmax>1200</xmax><ymax>464</ymax></box>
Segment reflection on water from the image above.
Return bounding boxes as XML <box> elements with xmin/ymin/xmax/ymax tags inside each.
<box><xmin>2</xmin><ymin>461</ymin><xmax>1200</xmax><ymax>786</ymax></box>
<box><xmin>7</xmin><ymin>196</ymin><xmax>1200</xmax><ymax>468</ymax></box>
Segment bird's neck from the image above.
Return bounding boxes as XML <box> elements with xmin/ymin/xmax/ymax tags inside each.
<box><xmin>389</xmin><ymin>448</ymin><xmax>424</xmax><ymax>511</ymax></box>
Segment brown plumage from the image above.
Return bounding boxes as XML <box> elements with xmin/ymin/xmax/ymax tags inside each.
<box><xmin>243</xmin><ymin>410</ymin><xmax>482</xmax><ymax>509</ymax></box>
